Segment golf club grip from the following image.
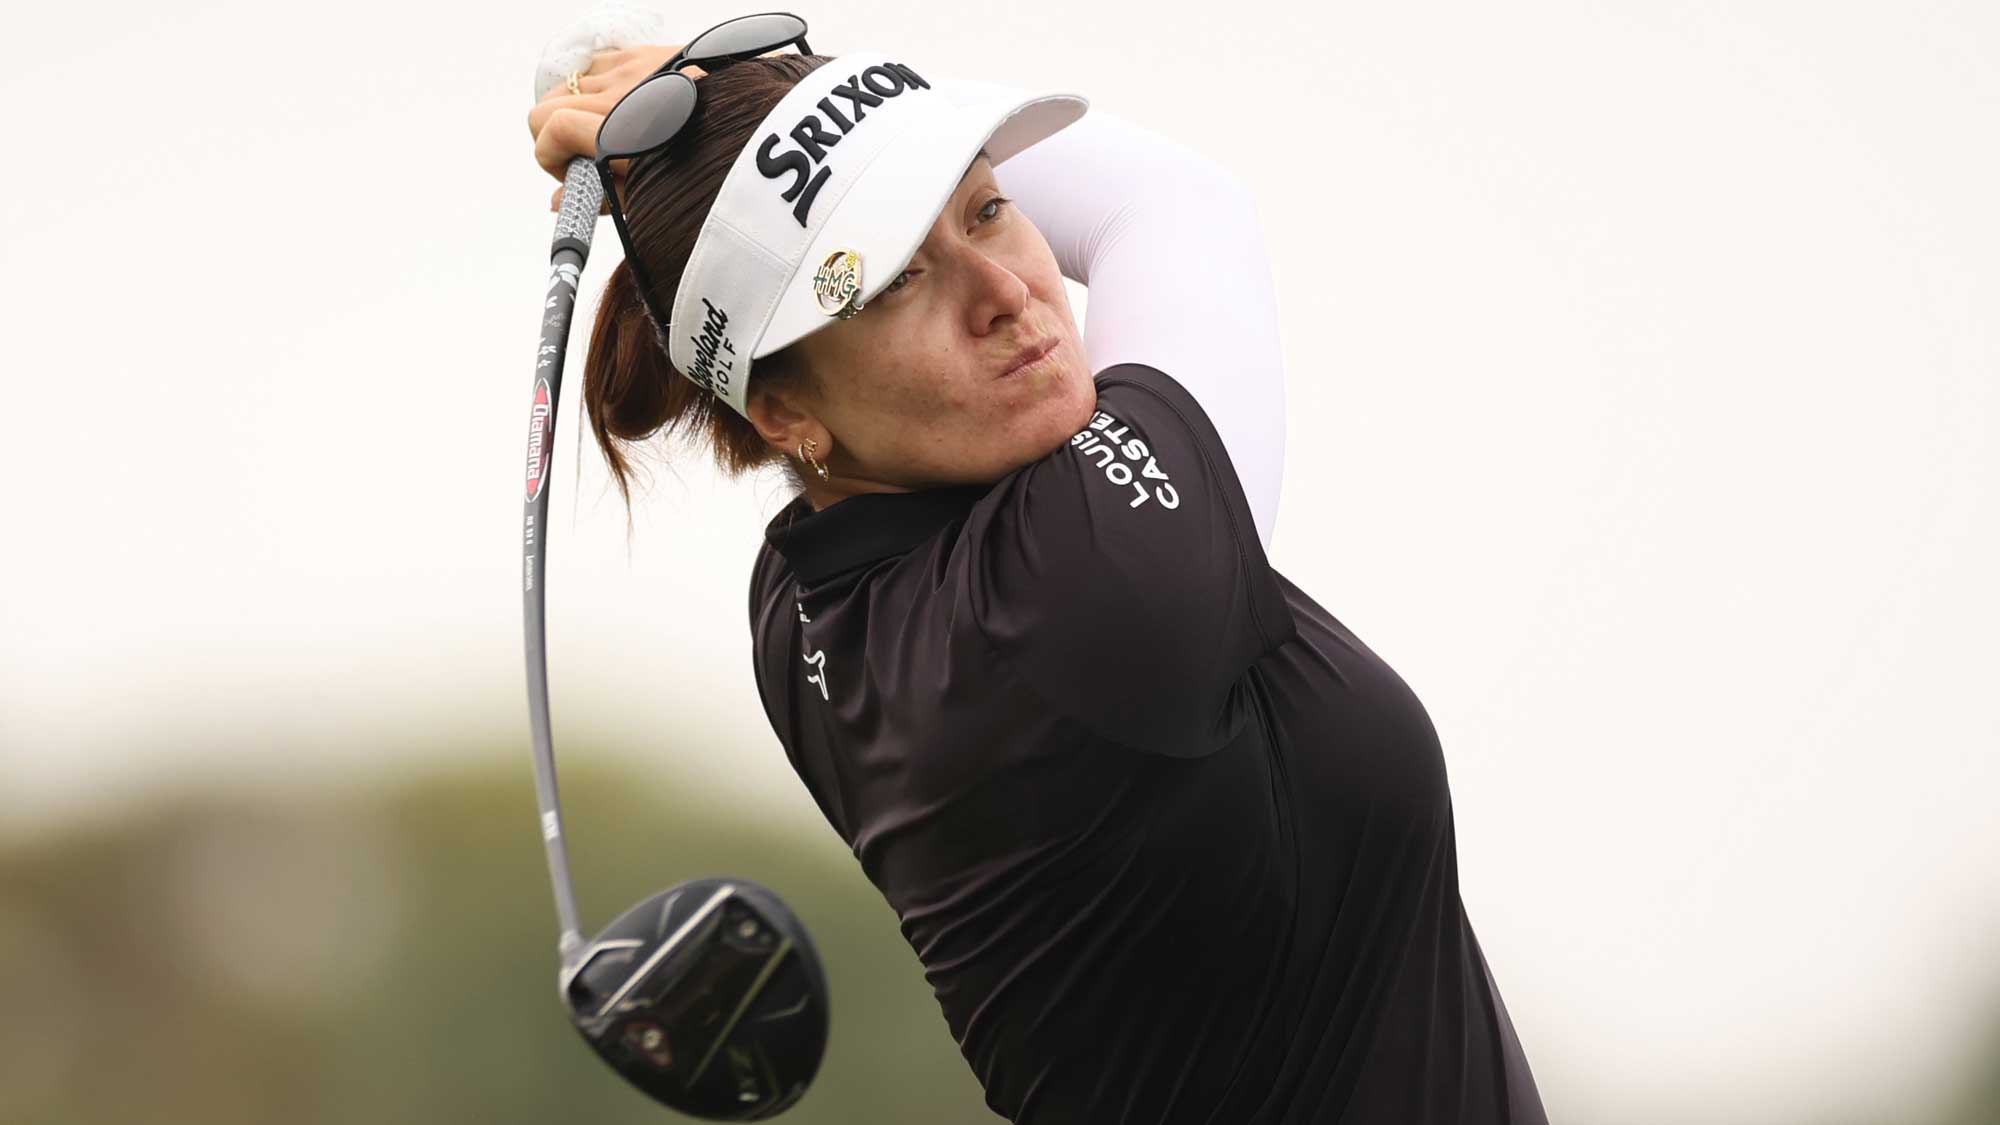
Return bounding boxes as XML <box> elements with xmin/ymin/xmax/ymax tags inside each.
<box><xmin>554</xmin><ymin>157</ymin><xmax>605</xmax><ymax>251</ymax></box>
<box><xmin>523</xmin><ymin>155</ymin><xmax>604</xmax><ymax>962</ymax></box>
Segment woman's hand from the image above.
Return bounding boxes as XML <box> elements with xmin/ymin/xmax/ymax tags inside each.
<box><xmin>526</xmin><ymin>45</ymin><xmax>696</xmax><ymax>213</ymax></box>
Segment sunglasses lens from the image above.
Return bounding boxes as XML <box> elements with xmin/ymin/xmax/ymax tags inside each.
<box><xmin>598</xmin><ymin>72</ymin><xmax>697</xmax><ymax>159</ymax></box>
<box><xmin>685</xmin><ymin>13</ymin><xmax>806</xmax><ymax>62</ymax></box>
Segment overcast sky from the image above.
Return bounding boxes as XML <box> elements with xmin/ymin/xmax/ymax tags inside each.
<box><xmin>2</xmin><ymin>3</ymin><xmax>1996</xmax><ymax>1122</ymax></box>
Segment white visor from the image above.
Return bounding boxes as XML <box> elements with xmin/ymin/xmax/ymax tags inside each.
<box><xmin>665</xmin><ymin>50</ymin><xmax>1089</xmax><ymax>418</ymax></box>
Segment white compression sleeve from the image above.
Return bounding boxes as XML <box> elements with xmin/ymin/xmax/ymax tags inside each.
<box><xmin>947</xmin><ymin>78</ymin><xmax>1289</xmax><ymax>550</ymax></box>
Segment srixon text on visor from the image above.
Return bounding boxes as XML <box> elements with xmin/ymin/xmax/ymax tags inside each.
<box><xmin>757</xmin><ymin>62</ymin><xmax>933</xmax><ymax>228</ymax></box>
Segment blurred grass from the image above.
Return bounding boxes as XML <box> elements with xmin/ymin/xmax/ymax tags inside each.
<box><xmin>0</xmin><ymin>757</ymin><xmax>997</xmax><ymax>1124</ymax></box>
<box><xmin>2</xmin><ymin>752</ymin><xmax>1997</xmax><ymax>1125</ymax></box>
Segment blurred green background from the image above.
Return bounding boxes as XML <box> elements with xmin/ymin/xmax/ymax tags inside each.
<box><xmin>3</xmin><ymin>741</ymin><xmax>1997</xmax><ymax>1125</ymax></box>
<box><xmin>0</xmin><ymin>752</ymin><xmax>1003</xmax><ymax>1124</ymax></box>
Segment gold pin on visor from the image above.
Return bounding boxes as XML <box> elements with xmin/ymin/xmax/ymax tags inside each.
<box><xmin>812</xmin><ymin>249</ymin><xmax>865</xmax><ymax>319</ymax></box>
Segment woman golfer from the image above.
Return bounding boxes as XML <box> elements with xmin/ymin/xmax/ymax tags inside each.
<box><xmin>527</xmin><ymin>15</ymin><xmax>1548</xmax><ymax>1124</ymax></box>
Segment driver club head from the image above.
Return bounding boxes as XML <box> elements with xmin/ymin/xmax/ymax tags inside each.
<box><xmin>561</xmin><ymin>877</ymin><xmax>830</xmax><ymax>1119</ymax></box>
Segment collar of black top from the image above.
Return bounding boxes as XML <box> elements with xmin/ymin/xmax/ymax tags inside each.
<box><xmin>764</xmin><ymin>482</ymin><xmax>995</xmax><ymax>586</ymax></box>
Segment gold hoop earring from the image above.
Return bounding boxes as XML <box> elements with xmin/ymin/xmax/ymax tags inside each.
<box><xmin>798</xmin><ymin>438</ymin><xmax>831</xmax><ymax>482</ymax></box>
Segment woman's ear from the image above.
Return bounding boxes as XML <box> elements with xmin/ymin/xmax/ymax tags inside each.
<box><xmin>746</xmin><ymin>383</ymin><xmax>823</xmax><ymax>456</ymax></box>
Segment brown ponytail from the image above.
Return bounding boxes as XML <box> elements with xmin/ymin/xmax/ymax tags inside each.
<box><xmin>581</xmin><ymin>54</ymin><xmax>832</xmax><ymax>522</ymax></box>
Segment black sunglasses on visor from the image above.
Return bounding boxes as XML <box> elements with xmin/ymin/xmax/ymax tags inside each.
<box><xmin>593</xmin><ymin>11</ymin><xmax>813</xmax><ymax>350</ymax></box>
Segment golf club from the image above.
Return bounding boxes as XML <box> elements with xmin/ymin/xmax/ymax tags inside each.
<box><xmin>521</xmin><ymin>6</ymin><xmax>830</xmax><ymax>1117</ymax></box>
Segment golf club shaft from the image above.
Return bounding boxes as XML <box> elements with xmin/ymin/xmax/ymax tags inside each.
<box><xmin>523</xmin><ymin>156</ymin><xmax>605</xmax><ymax>965</ymax></box>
